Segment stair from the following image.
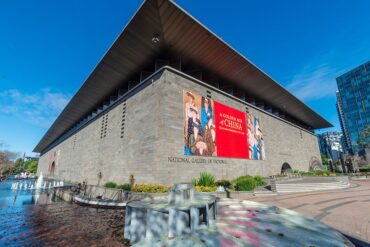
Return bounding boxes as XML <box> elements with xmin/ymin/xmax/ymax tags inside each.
<box><xmin>276</xmin><ymin>178</ymin><xmax>350</xmax><ymax>193</ymax></box>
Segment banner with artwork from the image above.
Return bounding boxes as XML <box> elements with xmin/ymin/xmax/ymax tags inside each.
<box><xmin>247</xmin><ymin>114</ymin><xmax>265</xmax><ymax>160</ymax></box>
<box><xmin>183</xmin><ymin>90</ymin><xmax>265</xmax><ymax>160</ymax></box>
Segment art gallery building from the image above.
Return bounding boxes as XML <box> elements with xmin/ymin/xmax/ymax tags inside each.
<box><xmin>34</xmin><ymin>0</ymin><xmax>331</xmax><ymax>185</ymax></box>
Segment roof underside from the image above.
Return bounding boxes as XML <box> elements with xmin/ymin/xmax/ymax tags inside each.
<box><xmin>34</xmin><ymin>0</ymin><xmax>331</xmax><ymax>153</ymax></box>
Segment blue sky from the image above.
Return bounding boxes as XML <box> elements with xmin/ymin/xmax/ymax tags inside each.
<box><xmin>1</xmin><ymin>0</ymin><xmax>370</xmax><ymax>156</ymax></box>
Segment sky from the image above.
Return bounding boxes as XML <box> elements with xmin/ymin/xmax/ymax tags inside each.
<box><xmin>0</xmin><ymin>0</ymin><xmax>370</xmax><ymax>157</ymax></box>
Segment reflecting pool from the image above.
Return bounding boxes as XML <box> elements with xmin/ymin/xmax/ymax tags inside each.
<box><xmin>0</xmin><ymin>180</ymin><xmax>125</xmax><ymax>247</ymax></box>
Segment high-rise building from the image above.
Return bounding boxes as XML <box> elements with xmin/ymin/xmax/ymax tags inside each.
<box><xmin>336</xmin><ymin>91</ymin><xmax>352</xmax><ymax>152</ymax></box>
<box><xmin>336</xmin><ymin>61</ymin><xmax>370</xmax><ymax>154</ymax></box>
<box><xmin>318</xmin><ymin>131</ymin><xmax>344</xmax><ymax>161</ymax></box>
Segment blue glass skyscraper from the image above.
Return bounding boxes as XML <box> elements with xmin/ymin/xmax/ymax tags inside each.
<box><xmin>318</xmin><ymin>131</ymin><xmax>344</xmax><ymax>161</ymax></box>
<box><xmin>336</xmin><ymin>61</ymin><xmax>370</xmax><ymax>154</ymax></box>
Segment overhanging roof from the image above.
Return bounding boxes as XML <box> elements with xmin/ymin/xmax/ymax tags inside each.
<box><xmin>34</xmin><ymin>0</ymin><xmax>332</xmax><ymax>153</ymax></box>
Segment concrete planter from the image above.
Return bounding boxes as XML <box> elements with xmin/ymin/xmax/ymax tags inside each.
<box><xmin>53</xmin><ymin>187</ymin><xmax>75</xmax><ymax>202</ymax></box>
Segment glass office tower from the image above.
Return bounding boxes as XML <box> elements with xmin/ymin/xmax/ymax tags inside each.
<box><xmin>318</xmin><ymin>131</ymin><xmax>344</xmax><ymax>161</ymax></box>
<box><xmin>336</xmin><ymin>61</ymin><xmax>370</xmax><ymax>154</ymax></box>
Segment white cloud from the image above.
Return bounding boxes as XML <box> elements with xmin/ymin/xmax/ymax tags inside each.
<box><xmin>283</xmin><ymin>48</ymin><xmax>358</xmax><ymax>102</ymax></box>
<box><xmin>0</xmin><ymin>88</ymin><xmax>71</xmax><ymax>128</ymax></box>
<box><xmin>1</xmin><ymin>105</ymin><xmax>18</xmax><ymax>114</ymax></box>
<box><xmin>286</xmin><ymin>63</ymin><xmax>339</xmax><ymax>101</ymax></box>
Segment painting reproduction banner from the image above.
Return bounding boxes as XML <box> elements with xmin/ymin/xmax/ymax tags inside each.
<box><xmin>183</xmin><ymin>90</ymin><xmax>265</xmax><ymax>160</ymax></box>
<box><xmin>247</xmin><ymin>114</ymin><xmax>265</xmax><ymax>160</ymax></box>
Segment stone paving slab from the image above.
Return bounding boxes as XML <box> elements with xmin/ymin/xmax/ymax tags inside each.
<box><xmin>133</xmin><ymin>199</ymin><xmax>352</xmax><ymax>246</ymax></box>
<box><xmin>251</xmin><ymin>179</ymin><xmax>370</xmax><ymax>243</ymax></box>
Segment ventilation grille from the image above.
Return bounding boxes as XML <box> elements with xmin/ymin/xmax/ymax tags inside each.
<box><xmin>245</xmin><ymin>107</ymin><xmax>249</xmax><ymax>114</ymax></box>
<box><xmin>121</xmin><ymin>101</ymin><xmax>126</xmax><ymax>138</ymax></box>
<box><xmin>73</xmin><ymin>134</ymin><xmax>77</xmax><ymax>150</ymax></box>
<box><xmin>100</xmin><ymin>113</ymin><xmax>108</xmax><ymax>139</ymax></box>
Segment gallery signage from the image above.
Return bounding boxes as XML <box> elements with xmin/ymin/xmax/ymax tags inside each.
<box><xmin>168</xmin><ymin>157</ymin><xmax>227</xmax><ymax>164</ymax></box>
<box><xmin>183</xmin><ymin>90</ymin><xmax>265</xmax><ymax>160</ymax></box>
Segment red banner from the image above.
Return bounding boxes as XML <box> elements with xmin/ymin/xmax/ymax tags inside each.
<box><xmin>183</xmin><ymin>90</ymin><xmax>264</xmax><ymax>160</ymax></box>
<box><xmin>214</xmin><ymin>101</ymin><xmax>249</xmax><ymax>159</ymax></box>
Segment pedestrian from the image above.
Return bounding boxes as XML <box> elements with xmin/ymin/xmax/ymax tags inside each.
<box><xmin>76</xmin><ymin>183</ymin><xmax>81</xmax><ymax>194</ymax></box>
<box><xmin>81</xmin><ymin>181</ymin><xmax>87</xmax><ymax>195</ymax></box>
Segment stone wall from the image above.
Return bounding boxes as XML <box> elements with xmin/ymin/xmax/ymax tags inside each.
<box><xmin>38</xmin><ymin>68</ymin><xmax>321</xmax><ymax>185</ymax></box>
<box><xmin>154</xmin><ymin>70</ymin><xmax>321</xmax><ymax>184</ymax></box>
<box><xmin>38</xmin><ymin>72</ymin><xmax>164</xmax><ymax>185</ymax></box>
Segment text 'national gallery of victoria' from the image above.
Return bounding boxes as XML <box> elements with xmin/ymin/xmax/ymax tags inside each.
<box><xmin>34</xmin><ymin>0</ymin><xmax>332</xmax><ymax>185</ymax></box>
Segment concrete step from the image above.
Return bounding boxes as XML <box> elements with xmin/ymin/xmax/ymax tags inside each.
<box><xmin>276</xmin><ymin>182</ymin><xmax>348</xmax><ymax>186</ymax></box>
<box><xmin>276</xmin><ymin>181</ymin><xmax>350</xmax><ymax>193</ymax></box>
<box><xmin>276</xmin><ymin>188</ymin><xmax>349</xmax><ymax>192</ymax></box>
<box><xmin>276</xmin><ymin>181</ymin><xmax>347</xmax><ymax>185</ymax></box>
<box><xmin>276</xmin><ymin>184</ymin><xmax>348</xmax><ymax>188</ymax></box>
<box><xmin>277</xmin><ymin>183</ymin><xmax>348</xmax><ymax>186</ymax></box>
<box><xmin>277</xmin><ymin>186</ymin><xmax>348</xmax><ymax>190</ymax></box>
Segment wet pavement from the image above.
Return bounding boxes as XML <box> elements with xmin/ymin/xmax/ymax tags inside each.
<box><xmin>0</xmin><ymin>180</ymin><xmax>127</xmax><ymax>247</ymax></box>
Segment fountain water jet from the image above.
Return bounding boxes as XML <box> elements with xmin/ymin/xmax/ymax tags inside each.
<box><xmin>10</xmin><ymin>172</ymin><xmax>65</xmax><ymax>191</ymax></box>
<box><xmin>35</xmin><ymin>172</ymin><xmax>44</xmax><ymax>189</ymax></box>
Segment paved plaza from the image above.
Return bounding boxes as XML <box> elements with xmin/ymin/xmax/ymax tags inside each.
<box><xmin>2</xmin><ymin>179</ymin><xmax>369</xmax><ymax>246</ymax></box>
<box><xmin>252</xmin><ymin>179</ymin><xmax>370</xmax><ymax>243</ymax></box>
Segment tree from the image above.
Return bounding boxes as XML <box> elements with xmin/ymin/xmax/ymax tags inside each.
<box><xmin>0</xmin><ymin>150</ymin><xmax>17</xmax><ymax>164</ymax></box>
<box><xmin>0</xmin><ymin>141</ymin><xmax>19</xmax><ymax>175</ymax></box>
<box><xmin>321</xmin><ymin>153</ymin><xmax>329</xmax><ymax>166</ymax></box>
<box><xmin>14</xmin><ymin>158</ymin><xmax>24</xmax><ymax>173</ymax></box>
<box><xmin>24</xmin><ymin>160</ymin><xmax>38</xmax><ymax>174</ymax></box>
<box><xmin>358</xmin><ymin>125</ymin><xmax>370</xmax><ymax>149</ymax></box>
<box><xmin>0</xmin><ymin>163</ymin><xmax>15</xmax><ymax>175</ymax></box>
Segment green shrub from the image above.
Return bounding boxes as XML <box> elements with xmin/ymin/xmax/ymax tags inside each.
<box><xmin>191</xmin><ymin>178</ymin><xmax>198</xmax><ymax>186</ymax></box>
<box><xmin>291</xmin><ymin>170</ymin><xmax>330</xmax><ymax>176</ymax></box>
<box><xmin>194</xmin><ymin>185</ymin><xmax>218</xmax><ymax>192</ymax></box>
<box><xmin>359</xmin><ymin>166</ymin><xmax>370</xmax><ymax>172</ymax></box>
<box><xmin>353</xmin><ymin>172</ymin><xmax>369</xmax><ymax>177</ymax></box>
<box><xmin>313</xmin><ymin>170</ymin><xmax>325</xmax><ymax>175</ymax></box>
<box><xmin>234</xmin><ymin>175</ymin><xmax>256</xmax><ymax>191</ymax></box>
<box><xmin>104</xmin><ymin>181</ymin><xmax>117</xmax><ymax>188</ymax></box>
<box><xmin>193</xmin><ymin>172</ymin><xmax>215</xmax><ymax>187</ymax></box>
<box><xmin>215</xmin><ymin>179</ymin><xmax>231</xmax><ymax>188</ymax></box>
<box><xmin>132</xmin><ymin>184</ymin><xmax>172</xmax><ymax>193</ymax></box>
<box><xmin>117</xmin><ymin>183</ymin><xmax>131</xmax><ymax>191</ymax></box>
<box><xmin>293</xmin><ymin>169</ymin><xmax>303</xmax><ymax>174</ymax></box>
<box><xmin>254</xmin><ymin>176</ymin><xmax>267</xmax><ymax>186</ymax></box>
